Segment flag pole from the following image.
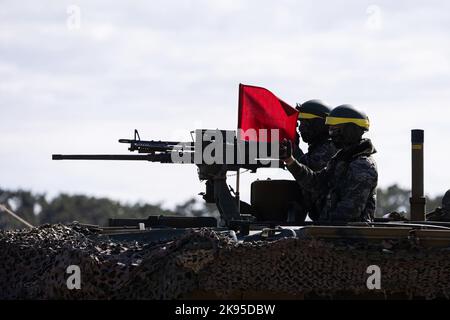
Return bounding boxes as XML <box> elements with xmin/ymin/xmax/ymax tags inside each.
<box><xmin>236</xmin><ymin>169</ymin><xmax>240</xmax><ymax>214</ymax></box>
<box><xmin>236</xmin><ymin>83</ymin><xmax>242</xmax><ymax>214</ymax></box>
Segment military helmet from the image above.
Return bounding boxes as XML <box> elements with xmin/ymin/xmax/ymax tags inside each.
<box><xmin>325</xmin><ymin>104</ymin><xmax>370</xmax><ymax>130</ymax></box>
<box><xmin>296</xmin><ymin>100</ymin><xmax>331</xmax><ymax>120</ymax></box>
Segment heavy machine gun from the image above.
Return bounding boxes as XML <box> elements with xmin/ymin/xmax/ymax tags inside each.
<box><xmin>53</xmin><ymin>129</ymin><xmax>280</xmax><ymax>169</ymax></box>
<box><xmin>53</xmin><ymin>129</ymin><xmax>284</xmax><ymax>228</ymax></box>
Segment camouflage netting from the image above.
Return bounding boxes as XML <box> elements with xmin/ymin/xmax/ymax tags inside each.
<box><xmin>1</xmin><ymin>224</ymin><xmax>450</xmax><ymax>299</ymax></box>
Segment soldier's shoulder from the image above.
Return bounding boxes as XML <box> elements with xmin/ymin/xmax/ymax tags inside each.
<box><xmin>317</xmin><ymin>139</ymin><xmax>337</xmax><ymax>151</ymax></box>
<box><xmin>350</xmin><ymin>155</ymin><xmax>377</xmax><ymax>169</ymax></box>
<box><xmin>312</xmin><ymin>140</ymin><xmax>337</xmax><ymax>158</ymax></box>
<box><xmin>348</xmin><ymin>156</ymin><xmax>378</xmax><ymax>180</ymax></box>
<box><xmin>305</xmin><ymin>141</ymin><xmax>336</xmax><ymax>170</ymax></box>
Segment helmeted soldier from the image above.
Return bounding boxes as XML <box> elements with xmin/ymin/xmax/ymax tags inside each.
<box><xmin>291</xmin><ymin>100</ymin><xmax>338</xmax><ymax>221</ymax></box>
<box><xmin>280</xmin><ymin>105</ymin><xmax>378</xmax><ymax>222</ymax></box>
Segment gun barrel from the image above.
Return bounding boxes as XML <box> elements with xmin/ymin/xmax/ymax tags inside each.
<box><xmin>52</xmin><ymin>154</ymin><xmax>175</xmax><ymax>162</ymax></box>
<box><xmin>52</xmin><ymin>154</ymin><xmax>280</xmax><ymax>170</ymax></box>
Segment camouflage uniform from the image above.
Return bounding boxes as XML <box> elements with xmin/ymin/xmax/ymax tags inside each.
<box><xmin>287</xmin><ymin>139</ymin><xmax>377</xmax><ymax>222</ymax></box>
<box><xmin>292</xmin><ymin>138</ymin><xmax>337</xmax><ymax>221</ymax></box>
<box><xmin>293</xmin><ymin>138</ymin><xmax>337</xmax><ymax>171</ymax></box>
<box><xmin>426</xmin><ymin>190</ymin><xmax>450</xmax><ymax>221</ymax></box>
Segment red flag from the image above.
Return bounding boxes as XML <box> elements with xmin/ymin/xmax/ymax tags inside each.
<box><xmin>238</xmin><ymin>83</ymin><xmax>298</xmax><ymax>142</ymax></box>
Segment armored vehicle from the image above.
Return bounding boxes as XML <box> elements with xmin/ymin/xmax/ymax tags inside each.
<box><xmin>29</xmin><ymin>128</ymin><xmax>447</xmax><ymax>299</ymax></box>
<box><xmin>1</xmin><ymin>127</ymin><xmax>448</xmax><ymax>300</ymax></box>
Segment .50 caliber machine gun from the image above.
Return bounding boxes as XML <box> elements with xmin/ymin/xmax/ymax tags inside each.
<box><xmin>53</xmin><ymin>129</ymin><xmax>283</xmax><ymax>227</ymax></box>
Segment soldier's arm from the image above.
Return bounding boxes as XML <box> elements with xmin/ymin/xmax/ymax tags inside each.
<box><xmin>305</xmin><ymin>145</ymin><xmax>333</xmax><ymax>170</ymax></box>
<box><xmin>299</xmin><ymin>142</ymin><xmax>337</xmax><ymax>171</ymax></box>
<box><xmin>292</xmin><ymin>144</ymin><xmax>305</xmax><ymax>163</ymax></box>
<box><xmin>329</xmin><ymin>158</ymin><xmax>378</xmax><ymax>222</ymax></box>
<box><xmin>285</xmin><ymin>157</ymin><xmax>327</xmax><ymax>192</ymax></box>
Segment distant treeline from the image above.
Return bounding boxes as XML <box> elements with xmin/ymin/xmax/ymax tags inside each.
<box><xmin>0</xmin><ymin>185</ymin><xmax>446</xmax><ymax>229</ymax></box>
<box><xmin>375</xmin><ymin>184</ymin><xmax>443</xmax><ymax>217</ymax></box>
<box><xmin>0</xmin><ymin>189</ymin><xmax>219</xmax><ymax>230</ymax></box>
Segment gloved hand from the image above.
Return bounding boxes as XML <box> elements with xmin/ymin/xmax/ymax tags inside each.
<box><xmin>197</xmin><ymin>164</ymin><xmax>228</xmax><ymax>180</ymax></box>
<box><xmin>279</xmin><ymin>138</ymin><xmax>292</xmax><ymax>161</ymax></box>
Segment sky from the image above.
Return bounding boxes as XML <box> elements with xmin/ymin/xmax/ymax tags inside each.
<box><xmin>1</xmin><ymin>0</ymin><xmax>449</xmax><ymax>209</ymax></box>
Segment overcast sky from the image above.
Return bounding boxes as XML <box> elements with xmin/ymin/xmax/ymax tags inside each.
<box><xmin>1</xmin><ymin>0</ymin><xmax>449</xmax><ymax>209</ymax></box>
